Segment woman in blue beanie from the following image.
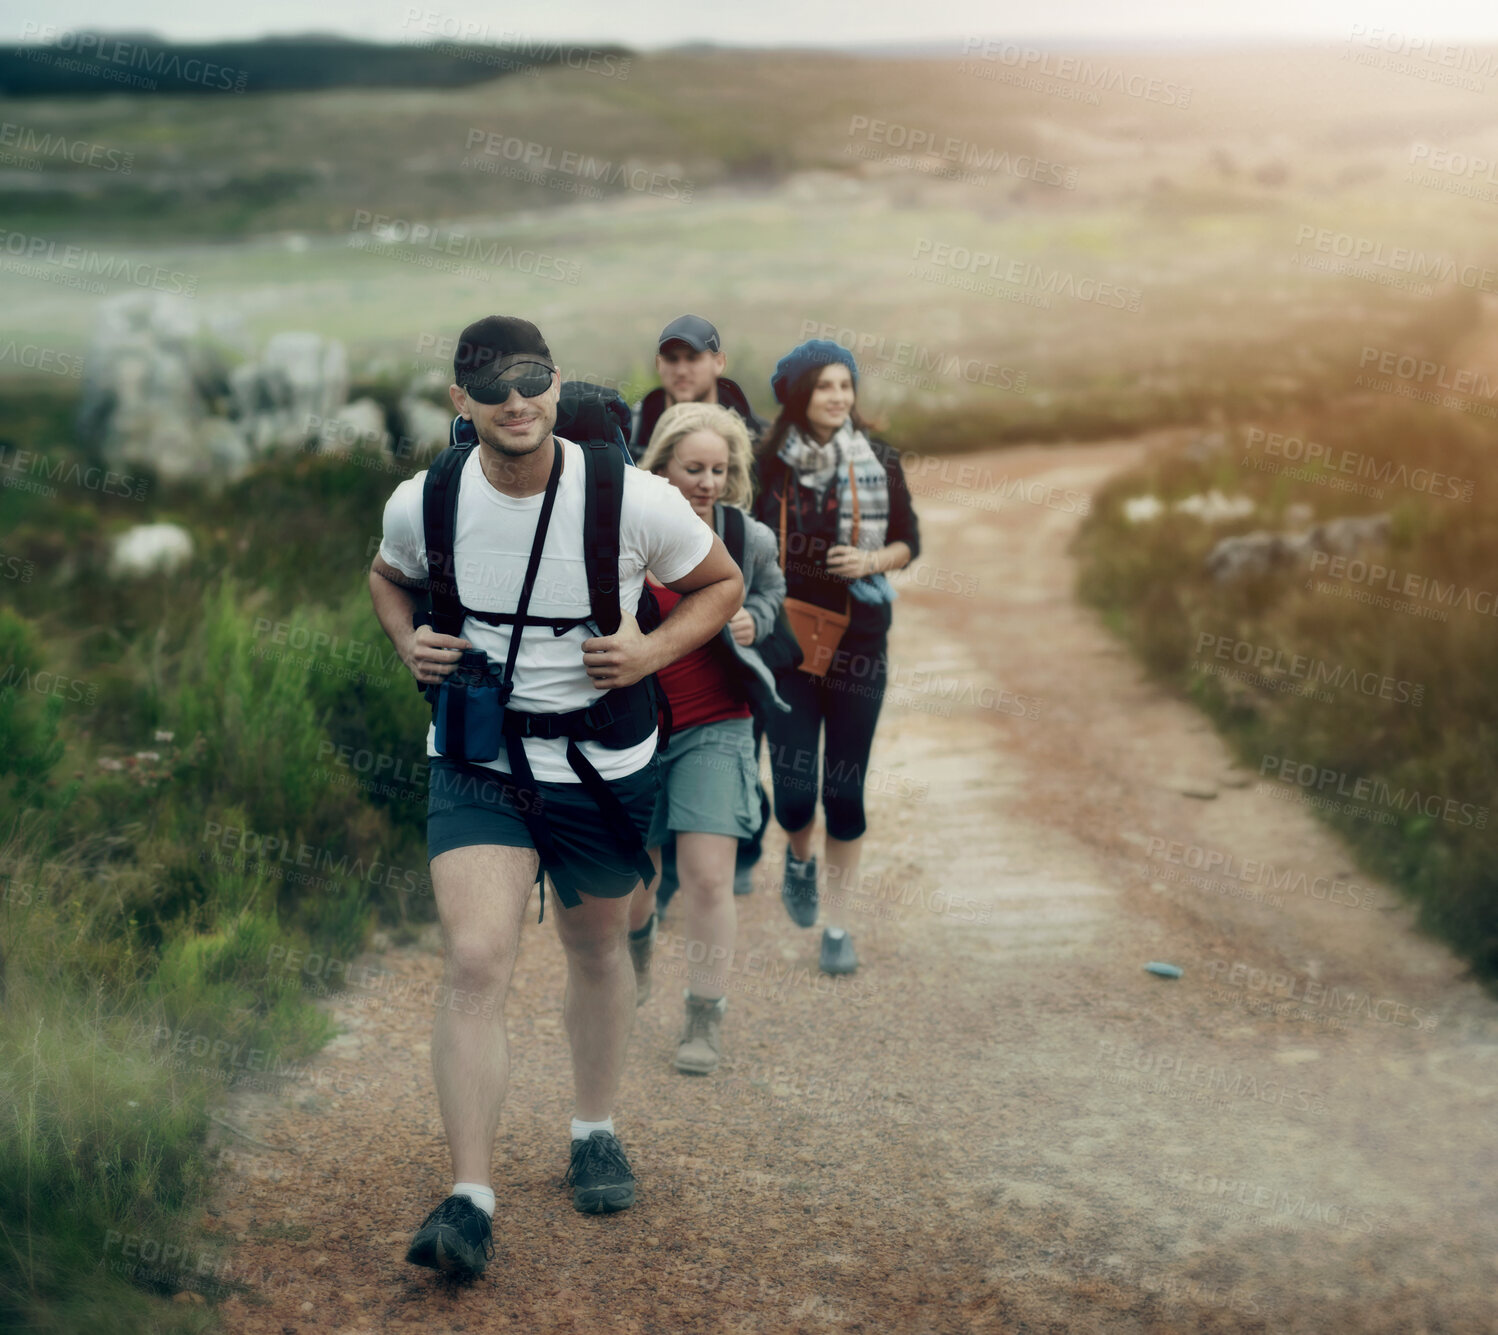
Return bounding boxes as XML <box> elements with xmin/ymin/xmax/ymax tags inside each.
<box><xmin>752</xmin><ymin>339</ymin><xmax>921</xmax><ymax>973</ymax></box>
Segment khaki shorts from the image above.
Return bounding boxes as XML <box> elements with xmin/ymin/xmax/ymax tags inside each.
<box><xmin>648</xmin><ymin>717</ymin><xmax>761</xmax><ymax>848</ymax></box>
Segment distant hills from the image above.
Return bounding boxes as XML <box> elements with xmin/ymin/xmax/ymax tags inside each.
<box><xmin>0</xmin><ymin>34</ymin><xmax>635</xmax><ymax>96</ymax></box>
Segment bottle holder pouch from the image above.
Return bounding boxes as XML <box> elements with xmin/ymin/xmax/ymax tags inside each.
<box><xmin>433</xmin><ymin>650</ymin><xmax>511</xmax><ymax>763</ymax></box>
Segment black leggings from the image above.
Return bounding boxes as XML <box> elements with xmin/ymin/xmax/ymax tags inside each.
<box><xmin>764</xmin><ymin>629</ymin><xmax>887</xmax><ymax>842</ymax></box>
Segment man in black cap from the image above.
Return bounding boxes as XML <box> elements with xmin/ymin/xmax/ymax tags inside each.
<box><xmin>627</xmin><ymin>314</ymin><xmax>766</xmax><ymax>463</ymax></box>
<box><xmin>368</xmin><ymin>315</ymin><xmax>743</xmax><ymax>1277</ymax></box>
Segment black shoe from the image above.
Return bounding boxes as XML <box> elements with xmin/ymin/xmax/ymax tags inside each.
<box><xmin>405</xmin><ymin>1194</ymin><xmax>494</xmax><ymax>1278</ymax></box>
<box><xmin>562</xmin><ymin>1130</ymin><xmax>636</xmax><ymax>1214</ymax></box>
<box><xmin>782</xmin><ymin>847</ymin><xmax>818</xmax><ymax>928</ymax></box>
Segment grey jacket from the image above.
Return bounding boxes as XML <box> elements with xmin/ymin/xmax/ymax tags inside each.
<box><xmin>713</xmin><ymin>502</ymin><xmax>791</xmax><ymax>717</ymax></box>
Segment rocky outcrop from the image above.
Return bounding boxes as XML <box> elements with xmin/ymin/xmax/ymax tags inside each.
<box><xmin>1206</xmin><ymin>513</ymin><xmax>1390</xmax><ymax>581</ymax></box>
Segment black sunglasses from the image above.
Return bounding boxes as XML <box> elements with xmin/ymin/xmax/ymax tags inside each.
<box><xmin>465</xmin><ymin>360</ymin><xmax>555</xmax><ymax>405</ymax></box>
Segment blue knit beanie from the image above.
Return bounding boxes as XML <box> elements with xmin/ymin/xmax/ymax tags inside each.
<box><xmin>771</xmin><ymin>338</ymin><xmax>859</xmax><ymax>405</ymax></box>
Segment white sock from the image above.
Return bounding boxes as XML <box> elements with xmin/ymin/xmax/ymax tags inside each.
<box><xmin>826</xmin><ymin>927</ymin><xmax>846</xmax><ymax>939</ymax></box>
<box><xmin>788</xmin><ymin>850</ymin><xmax>815</xmax><ymax>869</ymax></box>
<box><xmin>452</xmin><ymin>1181</ymin><xmax>494</xmax><ymax>1219</ymax></box>
<box><xmin>571</xmin><ymin>1115</ymin><xmax>615</xmax><ymax>1142</ymax></box>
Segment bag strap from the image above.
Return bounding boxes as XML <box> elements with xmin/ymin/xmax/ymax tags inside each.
<box><xmin>848</xmin><ymin>461</ymin><xmax>861</xmax><ymax>547</ymax></box>
<box><xmin>581</xmin><ymin>439</ymin><xmax>623</xmax><ymax>636</ymax></box>
<box><xmin>721</xmin><ymin>502</ymin><xmax>746</xmax><ymax>571</ymax></box>
<box><xmin>500</xmin><ymin>441</ymin><xmax>565</xmax><ymax>688</ymax></box>
<box><xmin>422</xmin><ymin>418</ymin><xmax>480</xmax><ymax>640</ymax></box>
<box><xmin>777</xmin><ymin>483</ymin><xmax>788</xmax><ymax>573</ymax></box>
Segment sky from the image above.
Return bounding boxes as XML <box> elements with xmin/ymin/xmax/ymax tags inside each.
<box><xmin>7</xmin><ymin>0</ymin><xmax>1498</xmax><ymax>47</ymax></box>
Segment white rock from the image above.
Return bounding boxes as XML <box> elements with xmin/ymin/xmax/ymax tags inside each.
<box><xmin>317</xmin><ymin>397</ymin><xmax>387</xmax><ymax>456</ymax></box>
<box><xmin>1123</xmin><ymin>495</ymin><xmax>1164</xmax><ymax>524</ymax></box>
<box><xmin>108</xmin><ymin>523</ymin><xmax>194</xmax><ymax>578</ymax></box>
<box><xmin>1173</xmin><ymin>490</ymin><xmax>1255</xmax><ymax>523</ymax></box>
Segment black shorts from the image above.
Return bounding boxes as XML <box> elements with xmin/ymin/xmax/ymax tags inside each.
<box><xmin>427</xmin><ymin>754</ymin><xmax>661</xmax><ymax>903</ymax></box>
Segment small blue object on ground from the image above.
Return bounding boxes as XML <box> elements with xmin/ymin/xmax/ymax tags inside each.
<box><xmin>1144</xmin><ymin>962</ymin><xmax>1183</xmax><ymax>978</ymax></box>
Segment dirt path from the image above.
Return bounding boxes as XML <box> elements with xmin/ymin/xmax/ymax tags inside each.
<box><xmin>202</xmin><ymin>435</ymin><xmax>1498</xmax><ymax>1334</ymax></box>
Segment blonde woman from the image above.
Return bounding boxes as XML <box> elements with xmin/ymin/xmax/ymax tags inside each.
<box><xmin>627</xmin><ymin>402</ymin><xmax>789</xmax><ymax>1073</ymax></box>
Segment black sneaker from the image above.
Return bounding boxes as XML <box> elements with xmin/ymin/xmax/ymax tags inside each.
<box><xmin>405</xmin><ymin>1194</ymin><xmax>494</xmax><ymax>1278</ymax></box>
<box><xmin>562</xmin><ymin>1130</ymin><xmax>636</xmax><ymax>1214</ymax></box>
<box><xmin>782</xmin><ymin>847</ymin><xmax>818</xmax><ymax>927</ymax></box>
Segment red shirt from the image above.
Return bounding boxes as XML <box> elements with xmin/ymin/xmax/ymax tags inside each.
<box><xmin>650</xmin><ymin>581</ymin><xmax>751</xmax><ymax>730</ymax></box>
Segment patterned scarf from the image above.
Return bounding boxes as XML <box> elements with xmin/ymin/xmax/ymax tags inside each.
<box><xmin>778</xmin><ymin>419</ymin><xmax>896</xmax><ymax>605</ymax></box>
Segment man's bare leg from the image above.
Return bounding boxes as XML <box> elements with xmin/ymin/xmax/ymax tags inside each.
<box><xmin>429</xmin><ymin>842</ymin><xmax>537</xmax><ymax>1187</ymax></box>
<box><xmin>552</xmin><ymin>889</ymin><xmax>637</xmax><ymax>1121</ymax></box>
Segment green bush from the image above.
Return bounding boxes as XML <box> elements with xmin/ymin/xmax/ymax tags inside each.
<box><xmin>1075</xmin><ymin>404</ymin><xmax>1498</xmax><ymax>977</ymax></box>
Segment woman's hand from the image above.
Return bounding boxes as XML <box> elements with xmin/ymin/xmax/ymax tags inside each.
<box><xmin>727</xmin><ymin>608</ymin><xmax>756</xmax><ymax>646</ymax></box>
<box><xmin>826</xmin><ymin>544</ymin><xmax>880</xmax><ymax>580</ymax></box>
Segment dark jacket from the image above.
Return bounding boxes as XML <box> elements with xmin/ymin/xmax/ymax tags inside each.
<box><xmin>628</xmin><ymin>377</ymin><xmax>767</xmax><ymax>462</ymax></box>
<box><xmin>752</xmin><ymin>438</ymin><xmax>921</xmax><ymax>638</ymax></box>
<box><xmin>710</xmin><ymin>501</ymin><xmax>790</xmax><ymax>720</ymax></box>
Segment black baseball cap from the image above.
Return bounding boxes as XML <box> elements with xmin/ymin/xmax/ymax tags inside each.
<box><xmin>657</xmin><ymin>314</ymin><xmax>721</xmax><ymax>354</ymax></box>
<box><xmin>454</xmin><ymin>315</ymin><xmax>556</xmax><ymax>396</ymax></box>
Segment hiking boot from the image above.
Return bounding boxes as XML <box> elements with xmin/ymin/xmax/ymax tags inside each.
<box><xmin>628</xmin><ymin>913</ymin><xmax>655</xmax><ymax>1006</ymax></box>
<box><xmin>819</xmin><ymin>927</ymin><xmax>858</xmax><ymax>975</ymax></box>
<box><xmin>405</xmin><ymin>1194</ymin><xmax>494</xmax><ymax>1278</ymax></box>
<box><xmin>675</xmin><ymin>993</ymin><xmax>726</xmax><ymax>1075</ymax></box>
<box><xmin>562</xmin><ymin>1130</ymin><xmax>636</xmax><ymax>1214</ymax></box>
<box><xmin>782</xmin><ymin>848</ymin><xmax>818</xmax><ymax>927</ymax></box>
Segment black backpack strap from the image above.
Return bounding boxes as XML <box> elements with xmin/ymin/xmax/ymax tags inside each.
<box><xmin>721</xmin><ymin>502</ymin><xmax>746</xmax><ymax>572</ymax></box>
<box><xmin>581</xmin><ymin>440</ymin><xmax>623</xmax><ymax>636</ymax></box>
<box><xmin>422</xmin><ymin>418</ymin><xmax>479</xmax><ymax>641</ymax></box>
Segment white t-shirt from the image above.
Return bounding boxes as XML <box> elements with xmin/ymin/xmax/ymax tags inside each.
<box><xmin>378</xmin><ymin>436</ymin><xmax>713</xmax><ymax>782</ymax></box>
